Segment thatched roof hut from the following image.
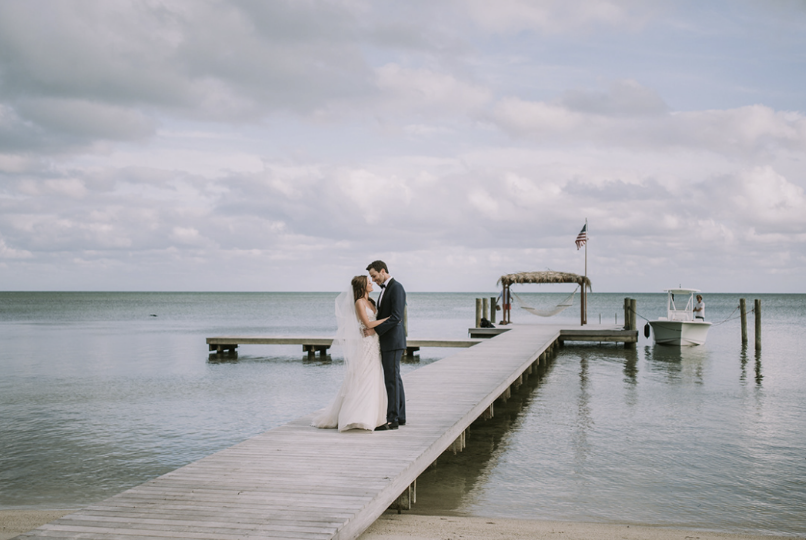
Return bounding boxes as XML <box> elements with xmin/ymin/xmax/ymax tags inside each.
<box><xmin>496</xmin><ymin>270</ymin><xmax>591</xmax><ymax>325</ymax></box>
<box><xmin>497</xmin><ymin>271</ymin><xmax>591</xmax><ymax>290</ymax></box>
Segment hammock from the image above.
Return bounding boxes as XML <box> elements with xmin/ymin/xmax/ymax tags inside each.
<box><xmin>511</xmin><ymin>287</ymin><xmax>578</xmax><ymax>317</ymax></box>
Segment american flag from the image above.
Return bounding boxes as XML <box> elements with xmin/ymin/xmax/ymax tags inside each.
<box><xmin>575</xmin><ymin>224</ymin><xmax>587</xmax><ymax>250</ymax></box>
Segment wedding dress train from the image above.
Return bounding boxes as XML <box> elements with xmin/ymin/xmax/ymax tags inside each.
<box><xmin>312</xmin><ymin>306</ymin><xmax>387</xmax><ymax>431</ymax></box>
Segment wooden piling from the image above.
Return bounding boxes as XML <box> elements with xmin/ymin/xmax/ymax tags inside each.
<box><xmin>623</xmin><ymin>298</ymin><xmax>631</xmax><ymax>330</ymax></box>
<box><xmin>450</xmin><ymin>430</ymin><xmax>467</xmax><ymax>454</ymax></box>
<box><xmin>754</xmin><ymin>299</ymin><xmax>761</xmax><ymax>351</ymax></box>
<box><xmin>482</xmin><ymin>403</ymin><xmax>494</xmax><ymax>420</ymax></box>
<box><xmin>482</xmin><ymin>297</ymin><xmax>489</xmax><ymax>323</ymax></box>
<box><xmin>396</xmin><ymin>480</ymin><xmax>416</xmax><ymax>512</ymax></box>
<box><xmin>623</xmin><ymin>298</ymin><xmax>637</xmax><ymax>349</ymax></box>
<box><xmin>475</xmin><ymin>298</ymin><xmax>482</xmax><ymax>328</ymax></box>
<box><xmin>490</xmin><ymin>297</ymin><xmax>498</xmax><ymax>323</ymax></box>
<box><xmin>739</xmin><ymin>298</ymin><xmax>747</xmax><ymax>345</ymax></box>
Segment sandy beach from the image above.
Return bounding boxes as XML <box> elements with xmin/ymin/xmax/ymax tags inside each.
<box><xmin>1</xmin><ymin>510</ymin><xmax>793</xmax><ymax>540</ymax></box>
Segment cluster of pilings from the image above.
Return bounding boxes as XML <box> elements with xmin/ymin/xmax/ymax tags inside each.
<box><xmin>739</xmin><ymin>298</ymin><xmax>762</xmax><ymax>350</ymax></box>
<box><xmin>474</xmin><ymin>296</ymin><xmax>499</xmax><ymax>327</ymax></box>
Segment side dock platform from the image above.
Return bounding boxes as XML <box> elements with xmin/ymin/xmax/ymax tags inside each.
<box><xmin>18</xmin><ymin>324</ymin><xmax>637</xmax><ymax>540</ymax></box>
<box><xmin>206</xmin><ymin>325</ymin><xmax>637</xmax><ymax>356</ymax></box>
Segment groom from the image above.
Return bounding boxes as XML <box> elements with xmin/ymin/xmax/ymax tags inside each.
<box><xmin>365</xmin><ymin>260</ymin><xmax>406</xmax><ymax>431</ymax></box>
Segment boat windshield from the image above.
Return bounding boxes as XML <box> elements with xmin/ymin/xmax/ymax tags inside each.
<box><xmin>668</xmin><ymin>291</ymin><xmax>694</xmax><ymax>321</ymax></box>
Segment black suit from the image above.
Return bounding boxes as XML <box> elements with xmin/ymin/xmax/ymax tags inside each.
<box><xmin>375</xmin><ymin>278</ymin><xmax>406</xmax><ymax>424</ymax></box>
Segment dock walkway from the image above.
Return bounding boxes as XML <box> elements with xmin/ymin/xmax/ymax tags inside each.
<box><xmin>18</xmin><ymin>324</ymin><xmax>630</xmax><ymax>540</ymax></box>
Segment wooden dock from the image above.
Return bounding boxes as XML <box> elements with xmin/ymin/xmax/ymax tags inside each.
<box><xmin>18</xmin><ymin>324</ymin><xmax>635</xmax><ymax>540</ymax></box>
<box><xmin>206</xmin><ymin>336</ymin><xmax>484</xmax><ymax>357</ymax></box>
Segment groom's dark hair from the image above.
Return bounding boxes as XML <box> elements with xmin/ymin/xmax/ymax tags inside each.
<box><xmin>366</xmin><ymin>260</ymin><xmax>388</xmax><ymax>273</ymax></box>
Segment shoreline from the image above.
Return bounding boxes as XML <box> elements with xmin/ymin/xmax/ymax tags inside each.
<box><xmin>1</xmin><ymin>510</ymin><xmax>795</xmax><ymax>540</ymax></box>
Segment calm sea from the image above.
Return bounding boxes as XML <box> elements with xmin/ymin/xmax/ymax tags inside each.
<box><xmin>1</xmin><ymin>292</ymin><xmax>804</xmax><ymax>536</ymax></box>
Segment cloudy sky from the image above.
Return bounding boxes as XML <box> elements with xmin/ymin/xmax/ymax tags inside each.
<box><xmin>1</xmin><ymin>1</ymin><xmax>805</xmax><ymax>293</ymax></box>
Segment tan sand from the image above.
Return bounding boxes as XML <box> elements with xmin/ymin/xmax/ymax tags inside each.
<box><xmin>359</xmin><ymin>514</ymin><xmax>793</xmax><ymax>540</ymax></box>
<box><xmin>2</xmin><ymin>510</ymin><xmax>793</xmax><ymax>540</ymax></box>
<box><xmin>0</xmin><ymin>510</ymin><xmax>73</xmax><ymax>540</ymax></box>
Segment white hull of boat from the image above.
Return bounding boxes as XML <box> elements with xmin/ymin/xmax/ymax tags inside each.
<box><xmin>649</xmin><ymin>320</ymin><xmax>712</xmax><ymax>346</ymax></box>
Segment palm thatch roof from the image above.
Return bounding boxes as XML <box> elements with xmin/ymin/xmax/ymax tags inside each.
<box><xmin>497</xmin><ymin>271</ymin><xmax>591</xmax><ymax>290</ymax></box>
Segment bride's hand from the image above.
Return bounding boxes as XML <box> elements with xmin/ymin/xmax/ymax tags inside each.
<box><xmin>363</xmin><ymin>328</ymin><xmax>376</xmax><ymax>337</ymax></box>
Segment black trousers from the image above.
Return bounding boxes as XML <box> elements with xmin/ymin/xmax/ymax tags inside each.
<box><xmin>380</xmin><ymin>349</ymin><xmax>406</xmax><ymax>424</ymax></box>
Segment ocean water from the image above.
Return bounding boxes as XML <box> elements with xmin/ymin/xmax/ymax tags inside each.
<box><xmin>0</xmin><ymin>291</ymin><xmax>804</xmax><ymax>536</ymax></box>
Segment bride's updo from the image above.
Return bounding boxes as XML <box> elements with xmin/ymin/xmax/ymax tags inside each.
<box><xmin>351</xmin><ymin>275</ymin><xmax>376</xmax><ymax>306</ymax></box>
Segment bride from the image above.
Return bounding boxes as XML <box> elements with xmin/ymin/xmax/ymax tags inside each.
<box><xmin>312</xmin><ymin>275</ymin><xmax>389</xmax><ymax>431</ymax></box>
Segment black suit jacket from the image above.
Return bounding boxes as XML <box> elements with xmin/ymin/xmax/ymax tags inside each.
<box><xmin>375</xmin><ymin>278</ymin><xmax>406</xmax><ymax>352</ymax></box>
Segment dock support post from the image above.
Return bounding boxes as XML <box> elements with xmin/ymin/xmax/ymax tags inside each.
<box><xmin>482</xmin><ymin>403</ymin><xmax>494</xmax><ymax>420</ymax></box>
<box><xmin>490</xmin><ymin>297</ymin><xmax>497</xmax><ymax>323</ymax></box>
<box><xmin>395</xmin><ymin>480</ymin><xmax>417</xmax><ymax>512</ymax></box>
<box><xmin>482</xmin><ymin>297</ymin><xmax>489</xmax><ymax>323</ymax></box>
<box><xmin>475</xmin><ymin>298</ymin><xmax>482</xmax><ymax>328</ymax></box>
<box><xmin>626</xmin><ymin>298</ymin><xmax>637</xmax><ymax>349</ymax></box>
<box><xmin>499</xmin><ymin>387</ymin><xmax>511</xmax><ymax>403</ymax></box>
<box><xmin>754</xmin><ymin>299</ymin><xmax>761</xmax><ymax>351</ymax></box>
<box><xmin>211</xmin><ymin>344</ymin><xmax>238</xmax><ymax>354</ymax></box>
<box><xmin>623</xmin><ymin>298</ymin><xmax>631</xmax><ymax>331</ymax></box>
<box><xmin>451</xmin><ymin>431</ymin><xmax>467</xmax><ymax>454</ymax></box>
<box><xmin>740</xmin><ymin>298</ymin><xmax>747</xmax><ymax>345</ymax></box>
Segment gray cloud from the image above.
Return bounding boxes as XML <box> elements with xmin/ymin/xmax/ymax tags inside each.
<box><xmin>492</xmin><ymin>94</ymin><xmax>806</xmax><ymax>156</ymax></box>
<box><xmin>0</xmin><ymin>2</ymin><xmax>804</xmax><ymax>292</ymax></box>
<box><xmin>559</xmin><ymin>80</ymin><xmax>668</xmax><ymax>117</ymax></box>
<box><xmin>0</xmin><ymin>1</ymin><xmax>386</xmax><ymax>151</ymax></box>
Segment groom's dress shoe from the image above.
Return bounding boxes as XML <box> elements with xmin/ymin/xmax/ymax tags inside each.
<box><xmin>375</xmin><ymin>422</ymin><xmax>399</xmax><ymax>431</ymax></box>
<box><xmin>398</xmin><ymin>420</ymin><xmax>406</xmax><ymax>426</ymax></box>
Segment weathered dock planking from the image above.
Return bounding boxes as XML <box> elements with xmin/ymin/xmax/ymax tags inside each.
<box><xmin>17</xmin><ymin>324</ymin><xmax>635</xmax><ymax>540</ymax></box>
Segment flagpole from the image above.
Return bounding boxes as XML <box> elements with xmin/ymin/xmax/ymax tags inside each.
<box><xmin>582</xmin><ymin>218</ymin><xmax>587</xmax><ymax>326</ymax></box>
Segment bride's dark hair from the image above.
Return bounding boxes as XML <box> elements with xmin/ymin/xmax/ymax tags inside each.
<box><xmin>351</xmin><ymin>275</ymin><xmax>376</xmax><ymax>306</ymax></box>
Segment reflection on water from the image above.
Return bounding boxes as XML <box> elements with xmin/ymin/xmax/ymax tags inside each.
<box><xmin>413</xmin><ymin>361</ymin><xmax>555</xmax><ymax>512</ymax></box>
<box><xmin>739</xmin><ymin>346</ymin><xmax>764</xmax><ymax>386</ymax></box>
<box><xmin>643</xmin><ymin>344</ymin><xmax>709</xmax><ymax>384</ymax></box>
<box><xmin>412</xmin><ymin>341</ymin><xmax>806</xmax><ymax>536</ymax></box>
<box><xmin>573</xmin><ymin>356</ymin><xmax>592</xmax><ymax>472</ymax></box>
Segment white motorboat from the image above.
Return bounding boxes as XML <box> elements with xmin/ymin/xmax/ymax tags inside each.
<box><xmin>648</xmin><ymin>288</ymin><xmax>711</xmax><ymax>346</ymax></box>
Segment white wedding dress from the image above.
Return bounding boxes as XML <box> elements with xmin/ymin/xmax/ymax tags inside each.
<box><xmin>312</xmin><ymin>305</ymin><xmax>387</xmax><ymax>431</ymax></box>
